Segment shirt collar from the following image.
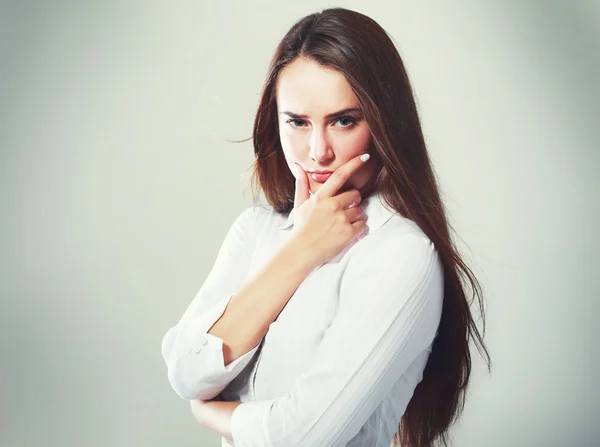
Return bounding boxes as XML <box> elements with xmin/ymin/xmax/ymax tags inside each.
<box><xmin>278</xmin><ymin>190</ymin><xmax>396</xmax><ymax>232</ymax></box>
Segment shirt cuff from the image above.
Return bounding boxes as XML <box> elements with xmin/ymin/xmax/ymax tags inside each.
<box><xmin>165</xmin><ymin>296</ymin><xmax>261</xmax><ymax>400</ymax></box>
<box><xmin>231</xmin><ymin>399</ymin><xmax>277</xmax><ymax>446</ymax></box>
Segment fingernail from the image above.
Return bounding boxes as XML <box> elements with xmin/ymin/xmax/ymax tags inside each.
<box><xmin>360</xmin><ymin>154</ymin><xmax>370</xmax><ymax>162</ymax></box>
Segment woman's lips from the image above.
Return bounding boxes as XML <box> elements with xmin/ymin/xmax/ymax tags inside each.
<box><xmin>310</xmin><ymin>172</ymin><xmax>333</xmax><ymax>183</ymax></box>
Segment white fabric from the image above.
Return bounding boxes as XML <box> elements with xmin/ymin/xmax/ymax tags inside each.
<box><xmin>161</xmin><ymin>191</ymin><xmax>444</xmax><ymax>447</ymax></box>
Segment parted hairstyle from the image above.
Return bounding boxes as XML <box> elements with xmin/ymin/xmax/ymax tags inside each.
<box><xmin>245</xmin><ymin>7</ymin><xmax>491</xmax><ymax>447</ymax></box>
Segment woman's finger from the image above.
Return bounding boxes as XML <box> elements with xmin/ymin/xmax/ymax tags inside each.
<box><xmin>293</xmin><ymin>162</ymin><xmax>311</xmax><ymax>209</ymax></box>
<box><xmin>313</xmin><ymin>153</ymin><xmax>370</xmax><ymax>199</ymax></box>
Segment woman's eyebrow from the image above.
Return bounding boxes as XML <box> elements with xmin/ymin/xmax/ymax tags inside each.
<box><xmin>279</xmin><ymin>108</ymin><xmax>362</xmax><ymax>119</ymax></box>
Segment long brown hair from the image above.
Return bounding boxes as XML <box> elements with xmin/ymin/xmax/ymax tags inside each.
<box><xmin>246</xmin><ymin>7</ymin><xmax>491</xmax><ymax>446</ymax></box>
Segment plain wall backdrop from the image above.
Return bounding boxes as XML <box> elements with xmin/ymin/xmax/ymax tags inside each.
<box><xmin>1</xmin><ymin>1</ymin><xmax>598</xmax><ymax>446</ymax></box>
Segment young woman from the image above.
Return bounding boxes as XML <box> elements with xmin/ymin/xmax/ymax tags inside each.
<box><xmin>161</xmin><ymin>7</ymin><xmax>491</xmax><ymax>447</ymax></box>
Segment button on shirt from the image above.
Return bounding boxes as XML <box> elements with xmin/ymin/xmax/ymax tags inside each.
<box><xmin>161</xmin><ymin>191</ymin><xmax>444</xmax><ymax>447</ymax></box>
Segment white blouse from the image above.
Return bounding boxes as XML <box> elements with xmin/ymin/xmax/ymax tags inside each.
<box><xmin>161</xmin><ymin>191</ymin><xmax>444</xmax><ymax>447</ymax></box>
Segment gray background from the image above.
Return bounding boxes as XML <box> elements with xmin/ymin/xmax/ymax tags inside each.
<box><xmin>1</xmin><ymin>1</ymin><xmax>598</xmax><ymax>446</ymax></box>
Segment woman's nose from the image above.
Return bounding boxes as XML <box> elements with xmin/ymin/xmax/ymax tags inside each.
<box><xmin>308</xmin><ymin>129</ymin><xmax>333</xmax><ymax>162</ymax></box>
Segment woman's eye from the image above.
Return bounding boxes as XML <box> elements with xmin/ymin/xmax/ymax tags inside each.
<box><xmin>335</xmin><ymin>117</ymin><xmax>355</xmax><ymax>127</ymax></box>
<box><xmin>285</xmin><ymin>117</ymin><xmax>355</xmax><ymax>128</ymax></box>
<box><xmin>286</xmin><ymin>119</ymin><xmax>306</xmax><ymax>127</ymax></box>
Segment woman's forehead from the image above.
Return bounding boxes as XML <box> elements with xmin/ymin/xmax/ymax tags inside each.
<box><xmin>276</xmin><ymin>58</ymin><xmax>359</xmax><ymax>115</ymax></box>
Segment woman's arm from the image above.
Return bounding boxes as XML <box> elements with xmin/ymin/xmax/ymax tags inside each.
<box><xmin>163</xmin><ymin>207</ymin><xmax>319</xmax><ymax>401</ymax></box>
<box><xmin>207</xmin><ymin>235</ymin><xmax>316</xmax><ymax>365</ymax></box>
<box><xmin>166</xmin><ymin>155</ymin><xmax>368</xmax><ymax>402</ymax></box>
<box><xmin>209</xmin><ymin>153</ymin><xmax>370</xmax><ymax>365</ymax></box>
<box><xmin>190</xmin><ymin>398</ymin><xmax>241</xmax><ymax>444</ymax></box>
<box><xmin>162</xmin><ymin>207</ymin><xmax>261</xmax><ymax>400</ymax></box>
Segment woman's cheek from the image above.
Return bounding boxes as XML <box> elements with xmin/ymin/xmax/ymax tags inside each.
<box><xmin>340</xmin><ymin>128</ymin><xmax>371</xmax><ymax>154</ymax></box>
<box><xmin>280</xmin><ymin>130</ymin><xmax>306</xmax><ymax>159</ymax></box>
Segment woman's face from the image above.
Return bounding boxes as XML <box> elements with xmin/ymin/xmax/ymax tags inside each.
<box><xmin>276</xmin><ymin>58</ymin><xmax>377</xmax><ymax>196</ymax></box>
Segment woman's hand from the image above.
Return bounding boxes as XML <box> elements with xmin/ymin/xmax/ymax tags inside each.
<box><xmin>290</xmin><ymin>153</ymin><xmax>370</xmax><ymax>268</ymax></box>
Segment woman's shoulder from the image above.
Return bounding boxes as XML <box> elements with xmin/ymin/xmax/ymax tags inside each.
<box><xmin>354</xmin><ymin>213</ymin><xmax>439</xmax><ymax>267</ymax></box>
<box><xmin>383</xmin><ymin>214</ymin><xmax>432</xmax><ymax>243</ymax></box>
<box><xmin>365</xmin><ymin>211</ymin><xmax>432</xmax><ymax>247</ymax></box>
<box><xmin>361</xmin><ymin>191</ymin><xmax>432</xmax><ymax>247</ymax></box>
<box><xmin>233</xmin><ymin>203</ymin><xmax>288</xmax><ymax>231</ymax></box>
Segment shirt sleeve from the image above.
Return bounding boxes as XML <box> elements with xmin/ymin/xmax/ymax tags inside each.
<box><xmin>230</xmin><ymin>233</ymin><xmax>444</xmax><ymax>447</ymax></box>
<box><xmin>161</xmin><ymin>206</ymin><xmax>263</xmax><ymax>401</ymax></box>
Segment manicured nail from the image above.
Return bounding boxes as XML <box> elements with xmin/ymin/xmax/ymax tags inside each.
<box><xmin>360</xmin><ymin>154</ymin><xmax>370</xmax><ymax>162</ymax></box>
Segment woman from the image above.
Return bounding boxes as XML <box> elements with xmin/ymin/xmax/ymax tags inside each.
<box><xmin>161</xmin><ymin>7</ymin><xmax>491</xmax><ymax>447</ymax></box>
